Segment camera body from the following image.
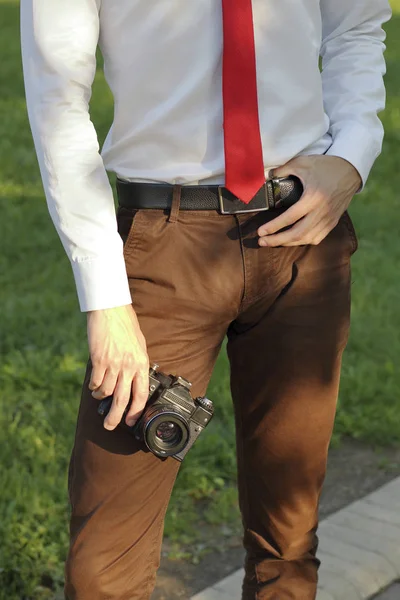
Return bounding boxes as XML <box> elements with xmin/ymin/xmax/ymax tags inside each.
<box><xmin>98</xmin><ymin>364</ymin><xmax>214</xmax><ymax>461</ymax></box>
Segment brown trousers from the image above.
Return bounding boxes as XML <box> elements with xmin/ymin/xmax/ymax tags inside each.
<box><xmin>65</xmin><ymin>190</ymin><xmax>357</xmax><ymax>600</ymax></box>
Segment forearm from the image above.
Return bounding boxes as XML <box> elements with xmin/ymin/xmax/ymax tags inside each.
<box><xmin>320</xmin><ymin>0</ymin><xmax>392</xmax><ymax>187</ymax></box>
<box><xmin>20</xmin><ymin>0</ymin><xmax>132</xmax><ymax>311</ymax></box>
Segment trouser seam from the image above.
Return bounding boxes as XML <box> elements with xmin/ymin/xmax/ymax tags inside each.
<box><xmin>234</xmin><ymin>215</ymin><xmax>248</xmax><ymax>308</ymax></box>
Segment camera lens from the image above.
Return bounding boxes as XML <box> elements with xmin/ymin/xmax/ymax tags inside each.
<box><xmin>155</xmin><ymin>421</ymin><xmax>182</xmax><ymax>446</ymax></box>
<box><xmin>140</xmin><ymin>406</ymin><xmax>190</xmax><ymax>458</ymax></box>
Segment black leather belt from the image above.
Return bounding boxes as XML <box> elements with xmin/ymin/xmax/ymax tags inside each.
<box><xmin>116</xmin><ymin>176</ymin><xmax>303</xmax><ymax>214</ymax></box>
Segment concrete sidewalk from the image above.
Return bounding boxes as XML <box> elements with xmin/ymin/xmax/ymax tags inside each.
<box><xmin>374</xmin><ymin>582</ymin><xmax>400</xmax><ymax>599</ymax></box>
<box><xmin>191</xmin><ymin>476</ymin><xmax>400</xmax><ymax>600</ymax></box>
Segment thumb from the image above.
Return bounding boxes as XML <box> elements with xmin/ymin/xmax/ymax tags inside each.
<box><xmin>269</xmin><ymin>158</ymin><xmax>301</xmax><ymax>180</ymax></box>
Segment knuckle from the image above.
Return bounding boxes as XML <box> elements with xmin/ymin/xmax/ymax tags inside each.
<box><xmin>291</xmin><ymin>234</ymin><xmax>302</xmax><ymax>244</ymax></box>
<box><xmin>139</xmin><ymin>389</ymin><xmax>149</xmax><ymax>402</ymax></box>
<box><xmin>91</xmin><ymin>354</ymin><xmax>104</xmax><ymax>367</ymax></box>
<box><xmin>122</xmin><ymin>353</ymin><xmax>135</xmax><ymax>368</ymax></box>
<box><xmin>127</xmin><ymin>396</ymin><xmax>139</xmax><ymax>409</ymax></box>
<box><xmin>134</xmin><ymin>388</ymin><xmax>149</xmax><ymax>405</ymax></box>
<box><xmin>138</xmin><ymin>358</ymin><xmax>150</xmax><ymax>371</ymax></box>
<box><xmin>102</xmin><ymin>386</ymin><xmax>115</xmax><ymax>398</ymax></box>
<box><xmin>113</xmin><ymin>395</ymin><xmax>128</xmax><ymax>409</ymax></box>
<box><xmin>90</xmin><ymin>379</ymin><xmax>102</xmax><ymax>390</ymax></box>
<box><xmin>141</xmin><ymin>385</ymin><xmax>149</xmax><ymax>398</ymax></box>
<box><xmin>108</xmin><ymin>357</ymin><xmax>121</xmax><ymax>371</ymax></box>
<box><xmin>135</xmin><ymin>379</ymin><xmax>149</xmax><ymax>395</ymax></box>
<box><xmin>108</xmin><ymin>407</ymin><xmax>123</xmax><ymax>422</ymax></box>
<box><xmin>110</xmin><ymin>402</ymin><xmax>123</xmax><ymax>424</ymax></box>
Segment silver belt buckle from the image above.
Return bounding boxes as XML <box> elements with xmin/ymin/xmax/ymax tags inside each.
<box><xmin>218</xmin><ymin>183</ymin><xmax>270</xmax><ymax>215</ymax></box>
<box><xmin>271</xmin><ymin>177</ymin><xmax>284</xmax><ymax>207</ymax></box>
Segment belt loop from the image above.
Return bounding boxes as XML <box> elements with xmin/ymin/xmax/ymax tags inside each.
<box><xmin>168</xmin><ymin>184</ymin><xmax>182</xmax><ymax>223</ymax></box>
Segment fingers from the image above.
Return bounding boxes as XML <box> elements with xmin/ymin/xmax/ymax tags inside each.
<box><xmin>259</xmin><ymin>216</ymin><xmax>312</xmax><ymax>247</ymax></box>
<box><xmin>258</xmin><ymin>182</ymin><xmax>333</xmax><ymax>247</ymax></box>
<box><xmin>126</xmin><ymin>368</ymin><xmax>150</xmax><ymax>427</ymax></box>
<box><xmin>89</xmin><ymin>352</ymin><xmax>148</xmax><ymax>431</ymax></box>
<box><xmin>258</xmin><ymin>154</ymin><xmax>354</xmax><ymax>248</ymax></box>
<box><xmin>88</xmin><ymin>361</ymin><xmax>107</xmax><ymax>393</ymax></box>
<box><xmin>269</xmin><ymin>156</ymin><xmax>305</xmax><ymax>181</ymax></box>
<box><xmin>103</xmin><ymin>370</ymin><xmax>134</xmax><ymax>431</ymax></box>
<box><xmin>258</xmin><ymin>197</ymin><xmax>310</xmax><ymax>237</ymax></box>
<box><xmin>260</xmin><ymin>214</ymin><xmax>336</xmax><ymax>247</ymax></box>
<box><xmin>86</xmin><ymin>305</ymin><xmax>150</xmax><ymax>432</ymax></box>
<box><xmin>91</xmin><ymin>367</ymin><xmax>119</xmax><ymax>400</ymax></box>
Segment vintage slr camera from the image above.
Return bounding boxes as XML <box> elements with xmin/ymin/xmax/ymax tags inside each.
<box><xmin>97</xmin><ymin>364</ymin><xmax>214</xmax><ymax>461</ymax></box>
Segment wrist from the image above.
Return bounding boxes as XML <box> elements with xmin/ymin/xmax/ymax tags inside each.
<box><xmin>340</xmin><ymin>158</ymin><xmax>362</xmax><ymax>190</ymax></box>
<box><xmin>87</xmin><ymin>304</ymin><xmax>133</xmax><ymax>318</ymax></box>
<box><xmin>324</xmin><ymin>155</ymin><xmax>363</xmax><ymax>193</ymax></box>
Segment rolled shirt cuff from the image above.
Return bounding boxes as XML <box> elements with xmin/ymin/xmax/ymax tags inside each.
<box><xmin>325</xmin><ymin>121</ymin><xmax>383</xmax><ymax>191</ymax></box>
<box><xmin>71</xmin><ymin>252</ymin><xmax>132</xmax><ymax>312</ymax></box>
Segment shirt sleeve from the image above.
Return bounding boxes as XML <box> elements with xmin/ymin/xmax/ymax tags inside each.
<box><xmin>20</xmin><ymin>0</ymin><xmax>133</xmax><ymax>312</ymax></box>
<box><xmin>319</xmin><ymin>0</ymin><xmax>392</xmax><ymax>188</ymax></box>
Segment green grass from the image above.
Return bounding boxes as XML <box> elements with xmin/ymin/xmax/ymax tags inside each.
<box><xmin>1</xmin><ymin>1</ymin><xmax>400</xmax><ymax>597</ymax></box>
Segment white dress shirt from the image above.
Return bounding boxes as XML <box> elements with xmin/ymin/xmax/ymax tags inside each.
<box><xmin>20</xmin><ymin>0</ymin><xmax>391</xmax><ymax>313</ymax></box>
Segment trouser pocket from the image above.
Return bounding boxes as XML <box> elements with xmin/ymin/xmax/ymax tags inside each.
<box><xmin>116</xmin><ymin>206</ymin><xmax>145</xmax><ymax>256</ymax></box>
<box><xmin>341</xmin><ymin>210</ymin><xmax>358</xmax><ymax>255</ymax></box>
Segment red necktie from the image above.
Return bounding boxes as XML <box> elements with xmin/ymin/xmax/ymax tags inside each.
<box><xmin>221</xmin><ymin>0</ymin><xmax>265</xmax><ymax>204</ymax></box>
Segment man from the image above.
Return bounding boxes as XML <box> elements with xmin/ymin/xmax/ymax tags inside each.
<box><xmin>20</xmin><ymin>0</ymin><xmax>391</xmax><ymax>598</ymax></box>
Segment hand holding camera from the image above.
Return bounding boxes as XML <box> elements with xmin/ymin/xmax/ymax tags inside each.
<box><xmin>87</xmin><ymin>304</ymin><xmax>150</xmax><ymax>430</ymax></box>
<box><xmin>98</xmin><ymin>364</ymin><xmax>214</xmax><ymax>461</ymax></box>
